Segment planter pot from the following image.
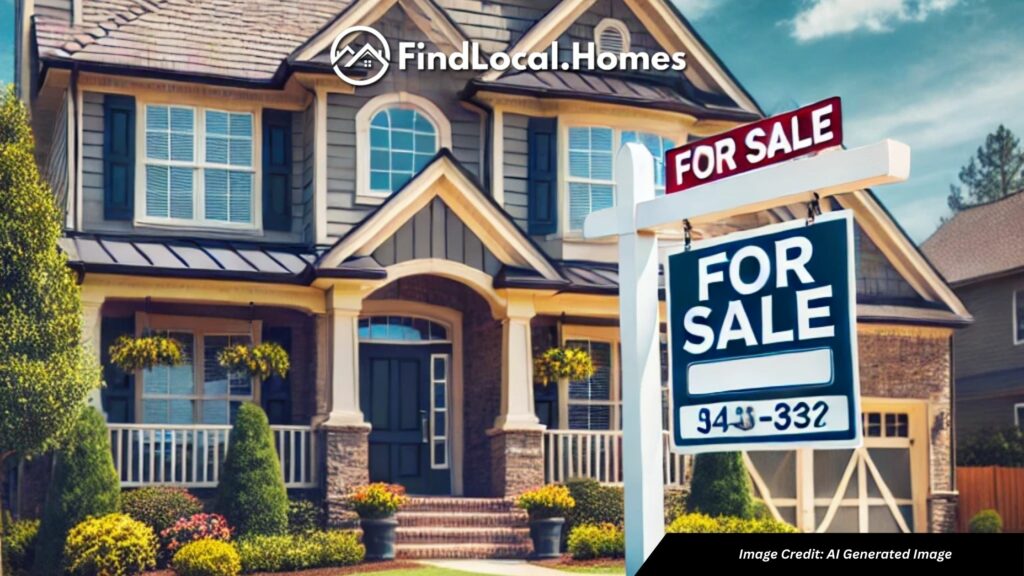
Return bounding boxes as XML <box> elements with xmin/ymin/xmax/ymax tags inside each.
<box><xmin>361</xmin><ymin>516</ymin><xmax>399</xmax><ymax>561</ymax></box>
<box><xmin>529</xmin><ymin>517</ymin><xmax>565</xmax><ymax>559</ymax></box>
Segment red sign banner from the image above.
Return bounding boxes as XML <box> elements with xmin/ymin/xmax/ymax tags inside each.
<box><xmin>665</xmin><ymin>97</ymin><xmax>843</xmax><ymax>195</ymax></box>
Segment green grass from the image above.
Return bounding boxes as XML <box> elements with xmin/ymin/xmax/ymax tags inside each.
<box><xmin>361</xmin><ymin>567</ymin><xmax>490</xmax><ymax>576</ymax></box>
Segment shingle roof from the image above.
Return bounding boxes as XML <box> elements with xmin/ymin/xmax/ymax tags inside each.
<box><xmin>36</xmin><ymin>0</ymin><xmax>350</xmax><ymax>82</ymax></box>
<box><xmin>921</xmin><ymin>191</ymin><xmax>1024</xmax><ymax>285</ymax></box>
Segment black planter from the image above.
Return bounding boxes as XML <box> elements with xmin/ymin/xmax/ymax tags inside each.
<box><xmin>361</xmin><ymin>516</ymin><xmax>399</xmax><ymax>561</ymax></box>
<box><xmin>529</xmin><ymin>517</ymin><xmax>565</xmax><ymax>559</ymax></box>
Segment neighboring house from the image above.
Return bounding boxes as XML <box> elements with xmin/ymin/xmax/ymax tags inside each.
<box><xmin>923</xmin><ymin>191</ymin><xmax>1024</xmax><ymax>437</ymax></box>
<box><xmin>13</xmin><ymin>0</ymin><xmax>969</xmax><ymax>539</ymax></box>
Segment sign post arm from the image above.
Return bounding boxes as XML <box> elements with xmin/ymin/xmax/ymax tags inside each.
<box><xmin>613</xmin><ymin>143</ymin><xmax>665</xmax><ymax>575</ymax></box>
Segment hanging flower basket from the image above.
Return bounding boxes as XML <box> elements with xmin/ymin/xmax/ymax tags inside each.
<box><xmin>534</xmin><ymin>347</ymin><xmax>595</xmax><ymax>386</ymax></box>
<box><xmin>217</xmin><ymin>342</ymin><xmax>290</xmax><ymax>381</ymax></box>
<box><xmin>109</xmin><ymin>335</ymin><xmax>185</xmax><ymax>372</ymax></box>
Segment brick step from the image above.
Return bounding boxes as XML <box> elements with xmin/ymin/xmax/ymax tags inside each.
<box><xmin>402</xmin><ymin>497</ymin><xmax>518</xmax><ymax>513</ymax></box>
<box><xmin>396</xmin><ymin>526</ymin><xmax>531</xmax><ymax>545</ymax></box>
<box><xmin>396</xmin><ymin>543</ymin><xmax>533</xmax><ymax>560</ymax></box>
<box><xmin>396</xmin><ymin>511</ymin><xmax>528</xmax><ymax>528</ymax></box>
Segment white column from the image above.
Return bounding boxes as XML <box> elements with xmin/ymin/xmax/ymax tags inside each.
<box><xmin>491</xmin><ymin>293</ymin><xmax>543</xmax><ymax>431</ymax></box>
<box><xmin>82</xmin><ymin>294</ymin><xmax>105</xmax><ymax>417</ymax></box>
<box><xmin>322</xmin><ymin>288</ymin><xmax>369</xmax><ymax>428</ymax></box>
<box><xmin>615</xmin><ymin>143</ymin><xmax>664</xmax><ymax>576</ymax></box>
<box><xmin>796</xmin><ymin>448</ymin><xmax>816</xmax><ymax>532</ymax></box>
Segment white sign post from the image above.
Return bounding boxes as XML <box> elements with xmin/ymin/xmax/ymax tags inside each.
<box><xmin>585</xmin><ymin>139</ymin><xmax>910</xmax><ymax>576</ymax></box>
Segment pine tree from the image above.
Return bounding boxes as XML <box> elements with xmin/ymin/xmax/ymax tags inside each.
<box><xmin>216</xmin><ymin>403</ymin><xmax>289</xmax><ymax>536</ymax></box>
<box><xmin>688</xmin><ymin>452</ymin><xmax>754</xmax><ymax>519</ymax></box>
<box><xmin>947</xmin><ymin>125</ymin><xmax>1024</xmax><ymax>212</ymax></box>
<box><xmin>0</xmin><ymin>86</ymin><xmax>100</xmax><ymax>576</ymax></box>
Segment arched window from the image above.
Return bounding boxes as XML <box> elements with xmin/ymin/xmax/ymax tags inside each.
<box><xmin>356</xmin><ymin>93</ymin><xmax>452</xmax><ymax>204</ymax></box>
<box><xmin>358</xmin><ymin>316</ymin><xmax>450</xmax><ymax>342</ymax></box>
<box><xmin>595</xmin><ymin>19</ymin><xmax>630</xmax><ymax>54</ymax></box>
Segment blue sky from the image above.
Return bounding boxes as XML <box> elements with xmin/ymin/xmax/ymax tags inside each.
<box><xmin>0</xmin><ymin>0</ymin><xmax>12</xmax><ymax>85</ymax></box>
<box><xmin>676</xmin><ymin>0</ymin><xmax>1024</xmax><ymax>242</ymax></box>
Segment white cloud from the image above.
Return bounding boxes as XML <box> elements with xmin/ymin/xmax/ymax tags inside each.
<box><xmin>673</xmin><ymin>0</ymin><xmax>721</xmax><ymax>21</ymax></box>
<box><xmin>790</xmin><ymin>0</ymin><xmax>957</xmax><ymax>42</ymax></box>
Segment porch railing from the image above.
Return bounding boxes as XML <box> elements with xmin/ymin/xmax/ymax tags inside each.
<box><xmin>543</xmin><ymin>429</ymin><xmax>686</xmax><ymax>486</ymax></box>
<box><xmin>107</xmin><ymin>424</ymin><xmax>318</xmax><ymax>489</ymax></box>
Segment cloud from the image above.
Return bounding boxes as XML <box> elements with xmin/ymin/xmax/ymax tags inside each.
<box><xmin>673</xmin><ymin>0</ymin><xmax>721</xmax><ymax>21</ymax></box>
<box><xmin>790</xmin><ymin>0</ymin><xmax>957</xmax><ymax>42</ymax></box>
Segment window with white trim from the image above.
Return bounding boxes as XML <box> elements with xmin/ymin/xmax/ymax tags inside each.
<box><xmin>369</xmin><ymin>108</ymin><xmax>438</xmax><ymax>194</ymax></box>
<box><xmin>430</xmin><ymin>354</ymin><xmax>450</xmax><ymax>469</ymax></box>
<box><xmin>1015</xmin><ymin>404</ymin><xmax>1024</xmax><ymax>431</ymax></box>
<box><xmin>142</xmin><ymin>105</ymin><xmax>256</xmax><ymax>227</ymax></box>
<box><xmin>565</xmin><ymin>338</ymin><xmax>621</xmax><ymax>430</ymax></box>
<box><xmin>566</xmin><ymin>126</ymin><xmax>675</xmax><ymax>231</ymax></box>
<box><xmin>1015</xmin><ymin>290</ymin><xmax>1024</xmax><ymax>344</ymax></box>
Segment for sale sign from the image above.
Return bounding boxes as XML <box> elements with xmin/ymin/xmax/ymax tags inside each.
<box><xmin>665</xmin><ymin>210</ymin><xmax>861</xmax><ymax>453</ymax></box>
<box><xmin>666</xmin><ymin>97</ymin><xmax>842</xmax><ymax>194</ymax></box>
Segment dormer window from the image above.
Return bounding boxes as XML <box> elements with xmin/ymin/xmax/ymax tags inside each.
<box><xmin>595</xmin><ymin>19</ymin><xmax>630</xmax><ymax>54</ymax></box>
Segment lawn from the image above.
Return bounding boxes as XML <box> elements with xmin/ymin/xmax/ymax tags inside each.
<box><xmin>362</xmin><ymin>568</ymin><xmax>490</xmax><ymax>576</ymax></box>
<box><xmin>532</xmin><ymin>559</ymin><xmax>626</xmax><ymax>575</ymax></box>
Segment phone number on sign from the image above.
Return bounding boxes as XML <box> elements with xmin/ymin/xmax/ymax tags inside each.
<box><xmin>678</xmin><ymin>395</ymin><xmax>850</xmax><ymax>440</ymax></box>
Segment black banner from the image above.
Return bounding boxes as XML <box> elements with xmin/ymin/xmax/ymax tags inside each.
<box><xmin>638</xmin><ymin>534</ymin><xmax>1024</xmax><ymax>575</ymax></box>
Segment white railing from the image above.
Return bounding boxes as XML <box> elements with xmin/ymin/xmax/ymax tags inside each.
<box><xmin>107</xmin><ymin>424</ymin><xmax>318</xmax><ymax>489</ymax></box>
<box><xmin>543</xmin><ymin>429</ymin><xmax>686</xmax><ymax>486</ymax></box>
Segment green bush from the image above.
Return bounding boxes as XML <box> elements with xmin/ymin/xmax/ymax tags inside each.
<box><xmin>564</xmin><ymin>478</ymin><xmax>623</xmax><ymax>527</ymax></box>
<box><xmin>63</xmin><ymin>513</ymin><xmax>156</xmax><ymax>576</ymax></box>
<box><xmin>173</xmin><ymin>539</ymin><xmax>241</xmax><ymax>576</ymax></box>
<box><xmin>123</xmin><ymin>486</ymin><xmax>203</xmax><ymax>534</ymax></box>
<box><xmin>2</xmin><ymin>514</ymin><xmax>40</xmax><ymax>574</ymax></box>
<box><xmin>667</xmin><ymin>513</ymin><xmax>797</xmax><ymax>534</ymax></box>
<box><xmin>752</xmin><ymin>498</ymin><xmax>772</xmax><ymax>520</ymax></box>
<box><xmin>35</xmin><ymin>407</ymin><xmax>121</xmax><ymax>575</ymax></box>
<box><xmin>215</xmin><ymin>403</ymin><xmax>288</xmax><ymax>536</ymax></box>
<box><xmin>235</xmin><ymin>531</ymin><xmax>364</xmax><ymax>573</ymax></box>
<box><xmin>567</xmin><ymin>523</ymin><xmax>625</xmax><ymax>560</ymax></box>
<box><xmin>664</xmin><ymin>487</ymin><xmax>688</xmax><ymax>523</ymax></box>
<box><xmin>288</xmin><ymin>499</ymin><xmax>324</xmax><ymax>535</ymax></box>
<box><xmin>688</xmin><ymin>452</ymin><xmax>754</xmax><ymax>519</ymax></box>
<box><xmin>958</xmin><ymin>427</ymin><xmax>1024</xmax><ymax>467</ymax></box>
<box><xmin>968</xmin><ymin>509</ymin><xmax>1003</xmax><ymax>533</ymax></box>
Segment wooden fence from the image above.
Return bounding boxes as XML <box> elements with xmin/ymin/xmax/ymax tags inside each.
<box><xmin>957</xmin><ymin>466</ymin><xmax>1024</xmax><ymax>532</ymax></box>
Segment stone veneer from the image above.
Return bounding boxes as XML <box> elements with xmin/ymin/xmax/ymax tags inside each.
<box><xmin>489</xmin><ymin>429</ymin><xmax>545</xmax><ymax>496</ymax></box>
<box><xmin>324</xmin><ymin>425</ymin><xmax>369</xmax><ymax>527</ymax></box>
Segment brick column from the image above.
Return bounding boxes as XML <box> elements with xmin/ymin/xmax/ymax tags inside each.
<box><xmin>488</xmin><ymin>291</ymin><xmax>545</xmax><ymax>496</ymax></box>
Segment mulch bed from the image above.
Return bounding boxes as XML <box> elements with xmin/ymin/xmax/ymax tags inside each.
<box><xmin>534</xmin><ymin>557</ymin><xmax>626</xmax><ymax>569</ymax></box>
<box><xmin>145</xmin><ymin>561</ymin><xmax>422</xmax><ymax>575</ymax></box>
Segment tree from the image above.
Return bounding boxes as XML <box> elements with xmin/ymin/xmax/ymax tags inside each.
<box><xmin>947</xmin><ymin>125</ymin><xmax>1024</xmax><ymax>212</ymax></box>
<box><xmin>688</xmin><ymin>452</ymin><xmax>754</xmax><ymax>519</ymax></box>
<box><xmin>33</xmin><ymin>407</ymin><xmax>120</xmax><ymax>575</ymax></box>
<box><xmin>215</xmin><ymin>403</ymin><xmax>289</xmax><ymax>536</ymax></box>
<box><xmin>0</xmin><ymin>86</ymin><xmax>99</xmax><ymax>575</ymax></box>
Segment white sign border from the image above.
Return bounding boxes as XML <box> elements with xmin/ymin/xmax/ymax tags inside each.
<box><xmin>663</xmin><ymin>209</ymin><xmax>863</xmax><ymax>454</ymax></box>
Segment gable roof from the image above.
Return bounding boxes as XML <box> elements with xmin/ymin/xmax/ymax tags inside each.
<box><xmin>922</xmin><ymin>190</ymin><xmax>1024</xmax><ymax>286</ymax></box>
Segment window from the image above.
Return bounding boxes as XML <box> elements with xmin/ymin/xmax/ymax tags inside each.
<box><xmin>358</xmin><ymin>316</ymin><xmax>449</xmax><ymax>343</ymax></box>
<box><xmin>142</xmin><ymin>105</ymin><xmax>255</xmax><ymax>227</ymax></box>
<box><xmin>1016</xmin><ymin>404</ymin><xmax>1024</xmax><ymax>431</ymax></box>
<box><xmin>369</xmin><ymin>108</ymin><xmax>438</xmax><ymax>194</ymax></box>
<box><xmin>595</xmin><ymin>18</ymin><xmax>630</xmax><ymax>54</ymax></box>
<box><xmin>1015</xmin><ymin>290</ymin><xmax>1024</xmax><ymax>344</ymax></box>
<box><xmin>431</xmin><ymin>354</ymin><xmax>450</xmax><ymax>469</ymax></box>
<box><xmin>565</xmin><ymin>338</ymin><xmax>620</xmax><ymax>430</ymax></box>
<box><xmin>862</xmin><ymin>412</ymin><xmax>908</xmax><ymax>438</ymax></box>
<box><xmin>566</xmin><ymin>126</ymin><xmax>675</xmax><ymax>231</ymax></box>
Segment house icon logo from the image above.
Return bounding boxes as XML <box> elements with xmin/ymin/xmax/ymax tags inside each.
<box><xmin>330</xmin><ymin>26</ymin><xmax>391</xmax><ymax>86</ymax></box>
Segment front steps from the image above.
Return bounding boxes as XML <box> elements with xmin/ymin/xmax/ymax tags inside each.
<box><xmin>395</xmin><ymin>497</ymin><xmax>533</xmax><ymax>559</ymax></box>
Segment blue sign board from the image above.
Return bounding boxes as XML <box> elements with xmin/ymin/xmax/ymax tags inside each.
<box><xmin>665</xmin><ymin>210</ymin><xmax>861</xmax><ymax>453</ymax></box>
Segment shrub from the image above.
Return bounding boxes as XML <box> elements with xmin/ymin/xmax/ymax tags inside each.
<box><xmin>122</xmin><ymin>486</ymin><xmax>203</xmax><ymax>534</ymax></box>
<box><xmin>667</xmin><ymin>513</ymin><xmax>797</xmax><ymax>534</ymax></box>
<box><xmin>563</xmin><ymin>478</ymin><xmax>622</xmax><ymax>546</ymax></box>
<box><xmin>752</xmin><ymin>498</ymin><xmax>772</xmax><ymax>520</ymax></box>
<box><xmin>968</xmin><ymin>509</ymin><xmax>1003</xmax><ymax>533</ymax></box>
<box><xmin>288</xmin><ymin>499</ymin><xmax>324</xmax><ymax>534</ymax></box>
<box><xmin>665</xmin><ymin>513</ymin><xmax>720</xmax><ymax>533</ymax></box>
<box><xmin>958</xmin><ymin>427</ymin><xmax>1024</xmax><ymax>467</ymax></box>
<box><xmin>215</xmin><ymin>403</ymin><xmax>289</xmax><ymax>536</ymax></box>
<box><xmin>688</xmin><ymin>452</ymin><xmax>754</xmax><ymax>519</ymax></box>
<box><xmin>516</xmin><ymin>485</ymin><xmax>576</xmax><ymax>520</ymax></box>
<box><xmin>173</xmin><ymin>539</ymin><xmax>241</xmax><ymax>576</ymax></box>
<box><xmin>664</xmin><ymin>487</ymin><xmax>688</xmax><ymax>523</ymax></box>
<box><xmin>63</xmin><ymin>513</ymin><xmax>156</xmax><ymax>576</ymax></box>
<box><xmin>35</xmin><ymin>407</ymin><xmax>121</xmax><ymax>575</ymax></box>
<box><xmin>236</xmin><ymin>531</ymin><xmax>364</xmax><ymax>572</ymax></box>
<box><xmin>349</xmin><ymin>483</ymin><xmax>407</xmax><ymax>519</ymax></box>
<box><xmin>567</xmin><ymin>523</ymin><xmax>624</xmax><ymax>560</ymax></box>
<box><xmin>2</xmin><ymin>515</ymin><xmax>40</xmax><ymax>574</ymax></box>
<box><xmin>159</xmin><ymin>513</ymin><xmax>232</xmax><ymax>564</ymax></box>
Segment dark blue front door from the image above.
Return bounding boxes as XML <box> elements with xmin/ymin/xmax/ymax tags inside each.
<box><xmin>360</xmin><ymin>343</ymin><xmax>451</xmax><ymax>495</ymax></box>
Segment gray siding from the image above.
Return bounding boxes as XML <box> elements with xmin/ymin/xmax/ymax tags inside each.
<box><xmin>80</xmin><ymin>92</ymin><xmax>307</xmax><ymax>244</ymax></box>
<box><xmin>953</xmin><ymin>273</ymin><xmax>1024</xmax><ymax>380</ymax></box>
<box><xmin>854</xmin><ymin>224</ymin><xmax>921</xmax><ymax>303</ymax></box>
<box><xmin>45</xmin><ymin>92</ymin><xmax>69</xmax><ymax>222</ymax></box>
<box><xmin>34</xmin><ymin>0</ymin><xmax>72</xmax><ymax>22</ymax></box>
<box><xmin>556</xmin><ymin>0</ymin><xmax>672</xmax><ymax>78</ymax></box>
<box><xmin>432</xmin><ymin>0</ymin><xmax>557</xmax><ymax>52</ymax></box>
<box><xmin>503</xmin><ymin>113</ymin><xmax>530</xmax><ymax>230</ymax></box>
<box><xmin>323</xmin><ymin>4</ymin><xmax>484</xmax><ymax>240</ymax></box>
<box><xmin>301</xmin><ymin>104</ymin><xmax>316</xmax><ymax>245</ymax></box>
<box><xmin>372</xmin><ymin>197</ymin><xmax>502</xmax><ymax>275</ymax></box>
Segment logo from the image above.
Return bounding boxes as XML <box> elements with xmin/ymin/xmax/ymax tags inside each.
<box><xmin>331</xmin><ymin>26</ymin><xmax>391</xmax><ymax>86</ymax></box>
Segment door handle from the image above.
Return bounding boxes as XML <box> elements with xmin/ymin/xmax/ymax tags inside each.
<box><xmin>420</xmin><ymin>410</ymin><xmax>429</xmax><ymax>444</ymax></box>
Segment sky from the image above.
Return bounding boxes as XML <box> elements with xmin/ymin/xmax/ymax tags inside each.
<box><xmin>0</xmin><ymin>0</ymin><xmax>11</xmax><ymax>85</ymax></box>
<box><xmin>675</xmin><ymin>0</ymin><xmax>1024</xmax><ymax>243</ymax></box>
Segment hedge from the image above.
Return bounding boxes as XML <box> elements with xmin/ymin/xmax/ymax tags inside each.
<box><xmin>567</xmin><ymin>523</ymin><xmax>625</xmax><ymax>560</ymax></box>
<box><xmin>235</xmin><ymin>531</ymin><xmax>364</xmax><ymax>573</ymax></box>
<box><xmin>173</xmin><ymin>540</ymin><xmax>241</xmax><ymax>576</ymax></box>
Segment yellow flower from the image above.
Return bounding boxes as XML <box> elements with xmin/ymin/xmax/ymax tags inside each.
<box><xmin>534</xmin><ymin>347</ymin><xmax>595</xmax><ymax>386</ymax></box>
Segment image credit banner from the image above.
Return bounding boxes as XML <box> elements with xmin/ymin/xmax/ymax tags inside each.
<box><xmin>665</xmin><ymin>210</ymin><xmax>861</xmax><ymax>453</ymax></box>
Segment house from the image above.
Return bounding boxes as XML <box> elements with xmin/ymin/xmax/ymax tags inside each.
<box><xmin>12</xmin><ymin>0</ymin><xmax>969</xmax><ymax>540</ymax></box>
<box><xmin>922</xmin><ymin>191</ymin><xmax>1024</xmax><ymax>437</ymax></box>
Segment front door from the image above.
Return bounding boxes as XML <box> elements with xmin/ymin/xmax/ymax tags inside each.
<box><xmin>360</xmin><ymin>343</ymin><xmax>451</xmax><ymax>494</ymax></box>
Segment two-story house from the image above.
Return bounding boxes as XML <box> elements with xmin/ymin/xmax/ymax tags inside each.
<box><xmin>923</xmin><ymin>191</ymin><xmax>1024</xmax><ymax>437</ymax></box>
<box><xmin>13</xmin><ymin>0</ymin><xmax>969</xmax><ymax>542</ymax></box>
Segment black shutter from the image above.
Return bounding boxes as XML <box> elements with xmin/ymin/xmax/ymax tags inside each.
<box><xmin>103</xmin><ymin>95</ymin><xmax>135</xmax><ymax>220</ymax></box>
<box><xmin>262</xmin><ymin>109</ymin><xmax>292</xmax><ymax>231</ymax></box>
<box><xmin>527</xmin><ymin>117</ymin><xmax>558</xmax><ymax>235</ymax></box>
